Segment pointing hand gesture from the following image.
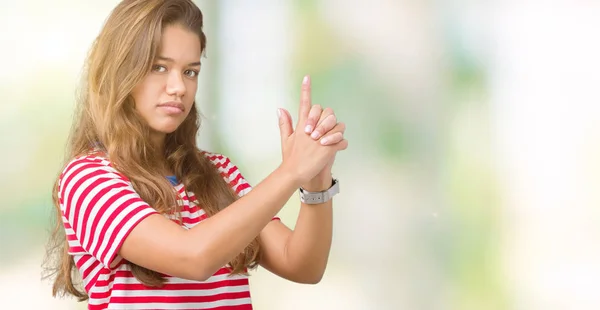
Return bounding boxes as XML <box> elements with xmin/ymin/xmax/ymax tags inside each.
<box><xmin>277</xmin><ymin>75</ymin><xmax>347</xmax><ymax>187</ymax></box>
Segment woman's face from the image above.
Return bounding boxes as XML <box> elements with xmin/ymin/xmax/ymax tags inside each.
<box><xmin>131</xmin><ymin>24</ymin><xmax>202</xmax><ymax>140</ymax></box>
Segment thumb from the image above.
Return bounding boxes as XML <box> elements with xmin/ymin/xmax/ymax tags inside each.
<box><xmin>277</xmin><ymin>108</ymin><xmax>293</xmax><ymax>145</ymax></box>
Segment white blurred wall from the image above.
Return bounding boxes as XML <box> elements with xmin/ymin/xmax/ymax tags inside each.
<box><xmin>491</xmin><ymin>2</ymin><xmax>600</xmax><ymax>309</ymax></box>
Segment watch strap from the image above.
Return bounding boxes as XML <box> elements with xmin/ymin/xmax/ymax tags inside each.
<box><xmin>299</xmin><ymin>178</ymin><xmax>339</xmax><ymax>204</ymax></box>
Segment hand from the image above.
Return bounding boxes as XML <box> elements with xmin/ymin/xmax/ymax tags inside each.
<box><xmin>302</xmin><ymin>101</ymin><xmax>346</xmax><ymax>191</ymax></box>
<box><xmin>304</xmin><ymin>105</ymin><xmax>345</xmax><ymax>147</ymax></box>
<box><xmin>277</xmin><ymin>75</ymin><xmax>348</xmax><ymax>185</ymax></box>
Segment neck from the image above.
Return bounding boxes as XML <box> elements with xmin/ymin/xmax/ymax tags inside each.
<box><xmin>149</xmin><ymin>132</ymin><xmax>172</xmax><ymax>176</ymax></box>
<box><xmin>150</xmin><ymin>131</ymin><xmax>166</xmax><ymax>155</ymax></box>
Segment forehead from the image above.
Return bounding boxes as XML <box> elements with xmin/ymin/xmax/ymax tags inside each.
<box><xmin>158</xmin><ymin>24</ymin><xmax>202</xmax><ymax>62</ymax></box>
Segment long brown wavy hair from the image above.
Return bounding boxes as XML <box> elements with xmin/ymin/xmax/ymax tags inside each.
<box><xmin>43</xmin><ymin>0</ymin><xmax>261</xmax><ymax>301</ymax></box>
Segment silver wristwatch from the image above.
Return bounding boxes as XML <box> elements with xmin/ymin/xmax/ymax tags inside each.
<box><xmin>299</xmin><ymin>179</ymin><xmax>340</xmax><ymax>204</ymax></box>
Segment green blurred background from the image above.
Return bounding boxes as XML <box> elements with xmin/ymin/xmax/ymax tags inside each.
<box><xmin>1</xmin><ymin>1</ymin><xmax>600</xmax><ymax>309</ymax></box>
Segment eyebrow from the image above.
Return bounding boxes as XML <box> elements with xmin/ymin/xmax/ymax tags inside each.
<box><xmin>156</xmin><ymin>56</ymin><xmax>201</xmax><ymax>67</ymax></box>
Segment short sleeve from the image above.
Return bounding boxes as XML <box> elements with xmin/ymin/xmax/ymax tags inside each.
<box><xmin>58</xmin><ymin>155</ymin><xmax>159</xmax><ymax>268</ymax></box>
<box><xmin>204</xmin><ymin>152</ymin><xmax>280</xmax><ymax>221</ymax></box>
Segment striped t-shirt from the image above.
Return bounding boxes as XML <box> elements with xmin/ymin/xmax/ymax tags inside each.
<box><xmin>58</xmin><ymin>151</ymin><xmax>264</xmax><ymax>309</ymax></box>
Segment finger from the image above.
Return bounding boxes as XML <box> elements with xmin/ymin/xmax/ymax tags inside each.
<box><xmin>311</xmin><ymin>113</ymin><xmax>337</xmax><ymax>139</ymax></box>
<box><xmin>324</xmin><ymin>139</ymin><xmax>349</xmax><ymax>151</ymax></box>
<box><xmin>305</xmin><ymin>104</ymin><xmax>322</xmax><ymax>134</ymax></box>
<box><xmin>335</xmin><ymin>139</ymin><xmax>349</xmax><ymax>151</ymax></box>
<box><xmin>318</xmin><ymin>122</ymin><xmax>345</xmax><ymax>144</ymax></box>
<box><xmin>312</xmin><ymin>107</ymin><xmax>335</xmax><ymax>135</ymax></box>
<box><xmin>277</xmin><ymin>108</ymin><xmax>293</xmax><ymax>145</ymax></box>
<box><xmin>298</xmin><ymin>75</ymin><xmax>311</xmax><ymax>125</ymax></box>
<box><xmin>319</xmin><ymin>132</ymin><xmax>344</xmax><ymax>145</ymax></box>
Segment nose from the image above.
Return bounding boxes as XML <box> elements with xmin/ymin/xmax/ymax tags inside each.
<box><xmin>166</xmin><ymin>71</ymin><xmax>186</xmax><ymax>98</ymax></box>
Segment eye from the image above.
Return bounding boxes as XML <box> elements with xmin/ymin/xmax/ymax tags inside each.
<box><xmin>184</xmin><ymin>69</ymin><xmax>199</xmax><ymax>78</ymax></box>
<box><xmin>152</xmin><ymin>64</ymin><xmax>167</xmax><ymax>72</ymax></box>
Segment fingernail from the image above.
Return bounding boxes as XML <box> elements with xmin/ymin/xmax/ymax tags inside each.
<box><xmin>311</xmin><ymin>131</ymin><xmax>320</xmax><ymax>139</ymax></box>
<box><xmin>320</xmin><ymin>137</ymin><xmax>329</xmax><ymax>145</ymax></box>
<box><xmin>303</xmin><ymin>75</ymin><xmax>309</xmax><ymax>84</ymax></box>
<box><xmin>277</xmin><ymin>108</ymin><xmax>281</xmax><ymax>119</ymax></box>
<box><xmin>305</xmin><ymin>125</ymin><xmax>313</xmax><ymax>133</ymax></box>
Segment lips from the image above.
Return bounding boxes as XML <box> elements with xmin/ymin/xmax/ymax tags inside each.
<box><xmin>157</xmin><ymin>101</ymin><xmax>185</xmax><ymax>112</ymax></box>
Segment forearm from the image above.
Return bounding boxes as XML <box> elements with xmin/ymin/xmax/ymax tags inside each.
<box><xmin>285</xmin><ymin>177</ymin><xmax>333</xmax><ymax>281</ymax></box>
<box><xmin>188</xmin><ymin>166</ymin><xmax>299</xmax><ymax>278</ymax></box>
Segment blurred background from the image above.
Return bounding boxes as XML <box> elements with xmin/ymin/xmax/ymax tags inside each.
<box><xmin>1</xmin><ymin>0</ymin><xmax>600</xmax><ymax>309</ymax></box>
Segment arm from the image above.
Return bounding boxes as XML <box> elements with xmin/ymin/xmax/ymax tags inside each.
<box><xmin>258</xmin><ymin>76</ymin><xmax>346</xmax><ymax>283</ymax></box>
<box><xmin>258</xmin><ymin>175</ymin><xmax>333</xmax><ymax>284</ymax></box>
<box><xmin>120</xmin><ymin>164</ymin><xmax>300</xmax><ymax>281</ymax></box>
<box><xmin>59</xmin><ymin>155</ymin><xmax>304</xmax><ymax>282</ymax></box>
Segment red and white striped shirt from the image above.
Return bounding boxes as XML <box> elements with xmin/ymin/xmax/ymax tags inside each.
<box><xmin>58</xmin><ymin>152</ymin><xmax>262</xmax><ymax>309</ymax></box>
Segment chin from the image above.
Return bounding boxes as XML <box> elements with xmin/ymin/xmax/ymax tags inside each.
<box><xmin>152</xmin><ymin>122</ymin><xmax>184</xmax><ymax>134</ymax></box>
<box><xmin>158</xmin><ymin>126</ymin><xmax>180</xmax><ymax>134</ymax></box>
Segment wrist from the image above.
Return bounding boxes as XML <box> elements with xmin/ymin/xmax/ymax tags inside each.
<box><xmin>301</xmin><ymin>174</ymin><xmax>333</xmax><ymax>192</ymax></box>
<box><xmin>274</xmin><ymin>163</ymin><xmax>303</xmax><ymax>189</ymax></box>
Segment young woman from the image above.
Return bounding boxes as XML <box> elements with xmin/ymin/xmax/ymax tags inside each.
<box><xmin>43</xmin><ymin>0</ymin><xmax>348</xmax><ymax>309</ymax></box>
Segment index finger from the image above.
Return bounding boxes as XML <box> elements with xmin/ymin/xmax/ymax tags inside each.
<box><xmin>298</xmin><ymin>75</ymin><xmax>311</xmax><ymax>123</ymax></box>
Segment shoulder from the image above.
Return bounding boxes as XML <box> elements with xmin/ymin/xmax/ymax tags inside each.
<box><xmin>58</xmin><ymin>152</ymin><xmax>128</xmax><ymax>192</ymax></box>
<box><xmin>201</xmin><ymin>151</ymin><xmax>238</xmax><ymax>171</ymax></box>
<box><xmin>61</xmin><ymin>150</ymin><xmax>118</xmax><ymax>174</ymax></box>
<box><xmin>60</xmin><ymin>152</ymin><xmax>110</xmax><ymax>177</ymax></box>
<box><xmin>200</xmin><ymin>150</ymin><xmax>252</xmax><ymax>195</ymax></box>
